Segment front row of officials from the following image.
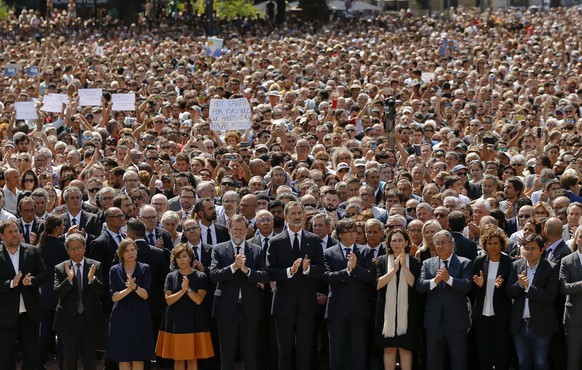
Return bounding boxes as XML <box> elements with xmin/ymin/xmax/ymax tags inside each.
<box><xmin>2</xmin><ymin>201</ymin><xmax>582</xmax><ymax>370</ymax></box>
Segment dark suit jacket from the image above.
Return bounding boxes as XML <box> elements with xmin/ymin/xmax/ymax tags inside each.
<box><xmin>53</xmin><ymin>258</ymin><xmax>106</xmax><ymax>337</ymax></box>
<box><xmin>61</xmin><ymin>210</ymin><xmax>103</xmax><ymax>244</ymax></box>
<box><xmin>266</xmin><ymin>229</ymin><xmax>324</xmax><ymax>317</ymax></box>
<box><xmin>17</xmin><ymin>217</ymin><xmax>44</xmax><ymax>245</ymax></box>
<box><xmin>417</xmin><ymin>253</ymin><xmax>473</xmax><ymax>332</ymax></box>
<box><xmin>452</xmin><ymin>232</ymin><xmax>478</xmax><ymax>261</ymax></box>
<box><xmin>147</xmin><ymin>227</ymin><xmax>174</xmax><ymax>252</ymax></box>
<box><xmin>507</xmin><ymin>258</ymin><xmax>559</xmax><ymax>336</ymax></box>
<box><xmin>210</xmin><ymin>241</ymin><xmax>269</xmax><ymax>321</ymax></box>
<box><xmin>472</xmin><ymin>254</ymin><xmax>513</xmax><ymax>323</ymax></box>
<box><xmin>547</xmin><ymin>239</ymin><xmax>571</xmax><ymax>264</ymax></box>
<box><xmin>323</xmin><ymin>244</ymin><xmax>373</xmax><ymax>320</ymax></box>
<box><xmin>0</xmin><ymin>243</ymin><xmax>47</xmax><ymax>326</ymax></box>
<box><xmin>504</xmin><ymin>217</ymin><xmax>518</xmax><ymax>238</ymax></box>
<box><xmin>88</xmin><ymin>230</ymin><xmax>120</xmax><ymax>312</ymax></box>
<box><xmin>168</xmin><ymin>196</ymin><xmax>181</xmax><ymax>212</ymax></box>
<box><xmin>559</xmin><ymin>252</ymin><xmax>582</xmax><ymax>327</ymax></box>
<box><xmin>214</xmin><ymin>224</ymin><xmax>230</xmax><ymax>244</ymax></box>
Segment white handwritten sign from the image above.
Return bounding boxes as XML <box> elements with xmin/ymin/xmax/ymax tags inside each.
<box><xmin>111</xmin><ymin>93</ymin><xmax>136</xmax><ymax>111</ymax></box>
<box><xmin>15</xmin><ymin>102</ymin><xmax>38</xmax><ymax>120</ymax></box>
<box><xmin>78</xmin><ymin>88</ymin><xmax>102</xmax><ymax>106</ymax></box>
<box><xmin>41</xmin><ymin>94</ymin><xmax>68</xmax><ymax>113</ymax></box>
<box><xmin>209</xmin><ymin>98</ymin><xmax>251</xmax><ymax>131</ymax></box>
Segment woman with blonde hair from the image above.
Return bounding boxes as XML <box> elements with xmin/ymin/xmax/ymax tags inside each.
<box><xmin>414</xmin><ymin>220</ymin><xmax>442</xmax><ymax>261</ymax></box>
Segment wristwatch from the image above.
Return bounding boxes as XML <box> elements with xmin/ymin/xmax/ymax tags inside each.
<box><xmin>186</xmin><ymin>288</ymin><xmax>192</xmax><ymax>293</ymax></box>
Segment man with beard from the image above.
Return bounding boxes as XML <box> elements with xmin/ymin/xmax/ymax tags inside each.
<box><xmin>175</xmin><ymin>186</ymin><xmax>196</xmax><ymax>220</ymax></box>
<box><xmin>321</xmin><ymin>187</ymin><xmax>344</xmax><ymax>224</ymax></box>
<box><xmin>195</xmin><ymin>197</ymin><xmax>229</xmax><ymax>246</ymax></box>
<box><xmin>210</xmin><ymin>215</ymin><xmax>268</xmax><ymax>370</ymax></box>
<box><xmin>266</xmin><ymin>202</ymin><xmax>324</xmax><ymax>370</ymax></box>
<box><xmin>268</xmin><ymin>200</ymin><xmax>286</xmax><ymax>234</ymax></box>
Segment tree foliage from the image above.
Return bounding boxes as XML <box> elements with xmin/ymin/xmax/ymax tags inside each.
<box><xmin>0</xmin><ymin>0</ymin><xmax>13</xmax><ymax>21</ymax></box>
<box><xmin>192</xmin><ymin>0</ymin><xmax>261</xmax><ymax>20</ymax></box>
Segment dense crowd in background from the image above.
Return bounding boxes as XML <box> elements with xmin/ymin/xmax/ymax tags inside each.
<box><xmin>0</xmin><ymin>2</ymin><xmax>582</xmax><ymax>370</ymax></box>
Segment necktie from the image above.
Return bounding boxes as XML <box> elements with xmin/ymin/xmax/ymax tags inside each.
<box><xmin>148</xmin><ymin>233</ymin><xmax>155</xmax><ymax>246</ymax></box>
<box><xmin>441</xmin><ymin>260</ymin><xmax>449</xmax><ymax>289</ymax></box>
<box><xmin>24</xmin><ymin>224</ymin><xmax>30</xmax><ymax>243</ymax></box>
<box><xmin>71</xmin><ymin>218</ymin><xmax>77</xmax><ymax>226</ymax></box>
<box><xmin>117</xmin><ymin>234</ymin><xmax>123</xmax><ymax>244</ymax></box>
<box><xmin>193</xmin><ymin>247</ymin><xmax>199</xmax><ymax>261</ymax></box>
<box><xmin>344</xmin><ymin>248</ymin><xmax>351</xmax><ymax>259</ymax></box>
<box><xmin>207</xmin><ymin>228</ymin><xmax>213</xmax><ymax>245</ymax></box>
<box><xmin>76</xmin><ymin>263</ymin><xmax>84</xmax><ymax>314</ymax></box>
<box><xmin>264</xmin><ymin>238</ymin><xmax>269</xmax><ymax>251</ymax></box>
<box><xmin>293</xmin><ymin>233</ymin><xmax>300</xmax><ymax>258</ymax></box>
<box><xmin>236</xmin><ymin>246</ymin><xmax>241</xmax><ymax>255</ymax></box>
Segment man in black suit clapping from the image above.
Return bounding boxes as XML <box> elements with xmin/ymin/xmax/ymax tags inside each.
<box><xmin>53</xmin><ymin>234</ymin><xmax>105</xmax><ymax>370</ymax></box>
<box><xmin>266</xmin><ymin>202</ymin><xmax>324</xmax><ymax>370</ymax></box>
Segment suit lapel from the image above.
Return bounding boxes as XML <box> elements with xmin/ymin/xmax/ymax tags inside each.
<box><xmin>1</xmin><ymin>246</ymin><xmax>16</xmax><ymax>275</ymax></box>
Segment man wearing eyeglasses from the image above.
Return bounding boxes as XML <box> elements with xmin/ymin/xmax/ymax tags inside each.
<box><xmin>16</xmin><ymin>198</ymin><xmax>43</xmax><ymax>245</ymax></box>
<box><xmin>139</xmin><ymin>205</ymin><xmax>173</xmax><ymax>252</ymax></box>
<box><xmin>417</xmin><ymin>230</ymin><xmax>473</xmax><ymax>370</ymax></box>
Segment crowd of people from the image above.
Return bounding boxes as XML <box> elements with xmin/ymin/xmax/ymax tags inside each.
<box><xmin>0</xmin><ymin>2</ymin><xmax>581</xmax><ymax>370</ymax></box>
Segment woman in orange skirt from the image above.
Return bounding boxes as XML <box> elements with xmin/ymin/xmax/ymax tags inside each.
<box><xmin>156</xmin><ymin>244</ymin><xmax>214</xmax><ymax>369</ymax></box>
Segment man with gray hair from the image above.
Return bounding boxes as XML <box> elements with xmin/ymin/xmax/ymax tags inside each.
<box><xmin>365</xmin><ymin>219</ymin><xmax>386</xmax><ymax>260</ymax></box>
<box><xmin>218</xmin><ymin>191</ymin><xmax>240</xmax><ymax>227</ymax></box>
<box><xmin>417</xmin><ymin>229</ymin><xmax>473</xmax><ymax>370</ymax></box>
<box><xmin>139</xmin><ymin>204</ymin><xmax>173</xmax><ymax>251</ymax></box>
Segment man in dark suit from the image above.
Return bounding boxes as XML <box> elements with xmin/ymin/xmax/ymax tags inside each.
<box><xmin>60</xmin><ymin>187</ymin><xmax>102</xmax><ymax>245</ymax></box>
<box><xmin>139</xmin><ymin>204</ymin><xmax>174</xmax><ymax>251</ymax></box>
<box><xmin>195</xmin><ymin>197</ymin><xmax>230</xmax><ymax>246</ymax></box>
<box><xmin>266</xmin><ymin>201</ymin><xmax>324</xmax><ymax>370</ymax></box>
<box><xmin>417</xmin><ymin>230</ymin><xmax>473</xmax><ymax>370</ymax></box>
<box><xmin>16</xmin><ymin>197</ymin><xmax>44</xmax><ymax>245</ymax></box>
<box><xmin>210</xmin><ymin>215</ymin><xmax>269</xmax><ymax>370</ymax></box>
<box><xmin>248</xmin><ymin>210</ymin><xmax>278</xmax><ymax>370</ymax></box>
<box><xmin>448</xmin><ymin>211</ymin><xmax>478</xmax><ymax>261</ymax></box>
<box><xmin>507</xmin><ymin>234</ymin><xmax>559</xmax><ymax>370</ymax></box>
<box><xmin>0</xmin><ymin>219</ymin><xmax>47</xmax><ymax>370</ymax></box>
<box><xmin>365</xmin><ymin>219</ymin><xmax>387</xmax><ymax>260</ymax></box>
<box><xmin>559</xmin><ymin>228</ymin><xmax>582</xmax><ymax>370</ymax></box>
<box><xmin>125</xmin><ymin>219</ymin><xmax>169</xmax><ymax>366</ymax></box>
<box><xmin>543</xmin><ymin>217</ymin><xmax>571</xmax><ymax>370</ymax></box>
<box><xmin>87</xmin><ymin>207</ymin><xmax>127</xmax><ymax>313</ymax></box>
<box><xmin>323</xmin><ymin>219</ymin><xmax>373</xmax><ymax>370</ymax></box>
<box><xmin>53</xmin><ymin>234</ymin><xmax>105</xmax><ymax>370</ymax></box>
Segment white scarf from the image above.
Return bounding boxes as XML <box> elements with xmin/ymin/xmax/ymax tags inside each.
<box><xmin>382</xmin><ymin>254</ymin><xmax>409</xmax><ymax>338</ymax></box>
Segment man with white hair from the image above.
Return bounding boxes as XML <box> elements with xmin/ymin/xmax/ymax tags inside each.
<box><xmin>139</xmin><ymin>204</ymin><xmax>173</xmax><ymax>251</ymax></box>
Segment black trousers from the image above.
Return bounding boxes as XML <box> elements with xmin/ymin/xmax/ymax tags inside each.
<box><xmin>60</xmin><ymin>313</ymin><xmax>98</xmax><ymax>370</ymax></box>
<box><xmin>216</xmin><ymin>304</ymin><xmax>259</xmax><ymax>370</ymax></box>
<box><xmin>0</xmin><ymin>313</ymin><xmax>39</xmax><ymax>370</ymax></box>
<box><xmin>474</xmin><ymin>316</ymin><xmax>511</xmax><ymax>370</ymax></box>
<box><xmin>275</xmin><ymin>313</ymin><xmax>314</xmax><ymax>370</ymax></box>
<box><xmin>327</xmin><ymin>318</ymin><xmax>367</xmax><ymax>370</ymax></box>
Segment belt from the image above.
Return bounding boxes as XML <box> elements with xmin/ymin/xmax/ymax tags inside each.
<box><xmin>522</xmin><ymin>318</ymin><xmax>531</xmax><ymax>323</ymax></box>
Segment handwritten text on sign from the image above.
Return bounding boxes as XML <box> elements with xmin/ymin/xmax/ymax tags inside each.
<box><xmin>209</xmin><ymin>98</ymin><xmax>251</xmax><ymax>131</ymax></box>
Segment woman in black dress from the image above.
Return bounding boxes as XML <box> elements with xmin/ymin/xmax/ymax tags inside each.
<box><xmin>376</xmin><ymin>229</ymin><xmax>421</xmax><ymax>370</ymax></box>
<box><xmin>37</xmin><ymin>216</ymin><xmax>68</xmax><ymax>370</ymax></box>
<box><xmin>156</xmin><ymin>243</ymin><xmax>214</xmax><ymax>370</ymax></box>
